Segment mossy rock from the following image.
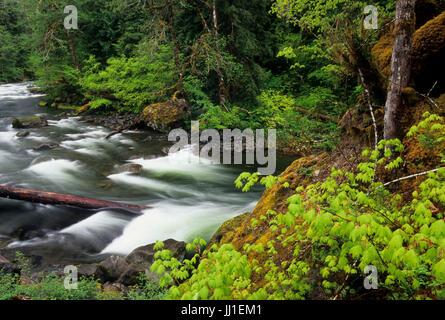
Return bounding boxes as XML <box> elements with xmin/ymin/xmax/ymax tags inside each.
<box><xmin>207</xmin><ymin>212</ymin><xmax>250</xmax><ymax>248</ymax></box>
<box><xmin>12</xmin><ymin>116</ymin><xmax>48</xmax><ymax>129</ymax></box>
<box><xmin>141</xmin><ymin>97</ymin><xmax>188</xmax><ymax>133</ymax></box>
<box><xmin>227</xmin><ymin>153</ymin><xmax>331</xmax><ymax>253</ymax></box>
<box><xmin>56</xmin><ymin>104</ymin><xmax>79</xmax><ymax>111</ymax></box>
<box><xmin>371</xmin><ymin>26</ymin><xmax>395</xmax><ymax>81</ymax></box>
<box><xmin>372</xmin><ymin>10</ymin><xmax>445</xmax><ymax>95</ymax></box>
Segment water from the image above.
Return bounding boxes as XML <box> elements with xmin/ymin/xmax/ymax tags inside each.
<box><xmin>0</xmin><ymin>83</ymin><xmax>292</xmax><ymax>265</ymax></box>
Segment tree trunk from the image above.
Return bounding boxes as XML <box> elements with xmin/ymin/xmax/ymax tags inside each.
<box><xmin>168</xmin><ymin>4</ymin><xmax>184</xmax><ymax>94</ymax></box>
<box><xmin>211</xmin><ymin>0</ymin><xmax>229</xmax><ymax>109</ymax></box>
<box><xmin>66</xmin><ymin>30</ymin><xmax>79</xmax><ymax>72</ymax></box>
<box><xmin>0</xmin><ymin>185</ymin><xmax>150</xmax><ymax>213</ymax></box>
<box><xmin>384</xmin><ymin>0</ymin><xmax>416</xmax><ymax>140</ymax></box>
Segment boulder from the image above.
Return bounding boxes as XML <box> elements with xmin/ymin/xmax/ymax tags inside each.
<box><xmin>208</xmin><ymin>213</ymin><xmax>250</xmax><ymax>248</ymax></box>
<box><xmin>117</xmin><ymin>263</ymin><xmax>145</xmax><ymax>286</ymax></box>
<box><xmin>12</xmin><ymin>117</ymin><xmax>48</xmax><ymax>129</ymax></box>
<box><xmin>0</xmin><ymin>255</ymin><xmax>19</xmax><ymax>276</ymax></box>
<box><xmin>16</xmin><ymin>131</ymin><xmax>30</xmax><ymax>138</ymax></box>
<box><xmin>77</xmin><ymin>264</ymin><xmax>99</xmax><ymax>278</ymax></box>
<box><xmin>95</xmin><ymin>255</ymin><xmax>129</xmax><ymax>283</ymax></box>
<box><xmin>142</xmin><ymin>97</ymin><xmax>188</xmax><ymax>133</ymax></box>
<box><xmin>126</xmin><ymin>238</ymin><xmax>186</xmax><ymax>269</ymax></box>
<box><xmin>32</xmin><ymin>143</ymin><xmax>59</xmax><ymax>151</ymax></box>
<box><xmin>372</xmin><ymin>10</ymin><xmax>445</xmax><ymax>96</ymax></box>
<box><xmin>116</xmin><ymin>164</ymin><xmax>143</xmax><ymax>175</ymax></box>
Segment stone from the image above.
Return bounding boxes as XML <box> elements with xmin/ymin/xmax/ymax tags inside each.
<box><xmin>0</xmin><ymin>255</ymin><xmax>19</xmax><ymax>276</ymax></box>
<box><xmin>32</xmin><ymin>143</ymin><xmax>59</xmax><ymax>151</ymax></box>
<box><xmin>103</xmin><ymin>282</ymin><xmax>127</xmax><ymax>294</ymax></box>
<box><xmin>77</xmin><ymin>264</ymin><xmax>99</xmax><ymax>278</ymax></box>
<box><xmin>16</xmin><ymin>131</ymin><xmax>30</xmax><ymax>138</ymax></box>
<box><xmin>126</xmin><ymin>239</ymin><xmax>186</xmax><ymax>270</ymax></box>
<box><xmin>12</xmin><ymin>117</ymin><xmax>48</xmax><ymax>129</ymax></box>
<box><xmin>117</xmin><ymin>263</ymin><xmax>146</xmax><ymax>286</ymax></box>
<box><xmin>116</xmin><ymin>163</ymin><xmax>143</xmax><ymax>175</ymax></box>
<box><xmin>142</xmin><ymin>97</ymin><xmax>188</xmax><ymax>133</ymax></box>
<box><xmin>96</xmin><ymin>255</ymin><xmax>129</xmax><ymax>283</ymax></box>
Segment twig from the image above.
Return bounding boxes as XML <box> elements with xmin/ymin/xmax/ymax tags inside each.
<box><xmin>358</xmin><ymin>67</ymin><xmax>379</xmax><ymax>186</ymax></box>
<box><xmin>418</xmin><ymin>81</ymin><xmax>440</xmax><ymax>109</ymax></box>
<box><xmin>333</xmin><ymin>259</ymin><xmax>359</xmax><ymax>300</ymax></box>
<box><xmin>372</xmin><ymin>167</ymin><xmax>443</xmax><ymax>191</ymax></box>
<box><xmin>358</xmin><ymin>68</ymin><xmax>378</xmax><ymax>152</ymax></box>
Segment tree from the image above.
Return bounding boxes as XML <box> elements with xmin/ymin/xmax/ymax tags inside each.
<box><xmin>384</xmin><ymin>0</ymin><xmax>416</xmax><ymax>140</ymax></box>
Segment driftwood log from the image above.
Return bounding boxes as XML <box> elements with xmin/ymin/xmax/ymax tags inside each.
<box><xmin>0</xmin><ymin>185</ymin><xmax>150</xmax><ymax>213</ymax></box>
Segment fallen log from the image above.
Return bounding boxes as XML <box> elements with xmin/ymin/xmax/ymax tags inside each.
<box><xmin>0</xmin><ymin>185</ymin><xmax>150</xmax><ymax>213</ymax></box>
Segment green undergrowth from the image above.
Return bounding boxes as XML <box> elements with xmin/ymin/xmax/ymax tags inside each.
<box><xmin>150</xmin><ymin>113</ymin><xmax>445</xmax><ymax>300</ymax></box>
<box><xmin>0</xmin><ymin>252</ymin><xmax>167</xmax><ymax>300</ymax></box>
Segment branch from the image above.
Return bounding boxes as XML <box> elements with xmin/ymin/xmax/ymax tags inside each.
<box><xmin>373</xmin><ymin>167</ymin><xmax>443</xmax><ymax>191</ymax></box>
<box><xmin>358</xmin><ymin>68</ymin><xmax>378</xmax><ymax>152</ymax></box>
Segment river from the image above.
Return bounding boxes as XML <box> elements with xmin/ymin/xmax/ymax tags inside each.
<box><xmin>0</xmin><ymin>82</ymin><xmax>291</xmax><ymax>266</ymax></box>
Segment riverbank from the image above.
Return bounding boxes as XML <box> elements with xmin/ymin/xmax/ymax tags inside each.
<box><xmin>0</xmin><ymin>82</ymin><xmax>269</xmax><ymax>299</ymax></box>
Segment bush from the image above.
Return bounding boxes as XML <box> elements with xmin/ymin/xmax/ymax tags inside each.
<box><xmin>150</xmin><ymin>114</ymin><xmax>445</xmax><ymax>300</ymax></box>
<box><xmin>79</xmin><ymin>44</ymin><xmax>176</xmax><ymax>113</ymax></box>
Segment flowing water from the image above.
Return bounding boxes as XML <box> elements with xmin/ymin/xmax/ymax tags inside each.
<box><xmin>0</xmin><ymin>83</ymin><xmax>292</xmax><ymax>266</ymax></box>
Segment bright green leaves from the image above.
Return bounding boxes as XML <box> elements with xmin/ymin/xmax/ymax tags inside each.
<box><xmin>408</xmin><ymin>112</ymin><xmax>445</xmax><ymax>152</ymax></box>
<box><xmin>154</xmin><ymin>240</ymin><xmax>165</xmax><ymax>251</ymax></box>
<box><xmin>149</xmin><ymin>115</ymin><xmax>445</xmax><ymax>300</ymax></box>
<box><xmin>432</xmin><ymin>259</ymin><xmax>445</xmax><ymax>283</ymax></box>
<box><xmin>235</xmin><ymin>173</ymin><xmax>280</xmax><ymax>192</ymax></box>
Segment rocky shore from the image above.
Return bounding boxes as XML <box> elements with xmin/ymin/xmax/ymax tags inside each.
<box><xmin>0</xmin><ymin>238</ymin><xmax>187</xmax><ymax>296</ymax></box>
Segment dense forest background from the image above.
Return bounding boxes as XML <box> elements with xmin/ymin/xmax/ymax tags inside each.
<box><xmin>0</xmin><ymin>0</ymin><xmax>404</xmax><ymax>154</ymax></box>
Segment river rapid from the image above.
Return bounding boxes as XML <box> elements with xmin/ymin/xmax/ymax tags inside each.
<box><xmin>0</xmin><ymin>83</ymin><xmax>290</xmax><ymax>266</ymax></box>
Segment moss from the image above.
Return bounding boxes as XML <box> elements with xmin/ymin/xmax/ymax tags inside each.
<box><xmin>74</xmin><ymin>104</ymin><xmax>90</xmax><ymax>116</ymax></box>
<box><xmin>57</xmin><ymin>105</ymin><xmax>78</xmax><ymax>110</ymax></box>
<box><xmin>207</xmin><ymin>212</ymin><xmax>250</xmax><ymax>247</ymax></box>
<box><xmin>205</xmin><ymin>153</ymin><xmax>331</xmax><ymax>290</ymax></box>
<box><xmin>371</xmin><ymin>26</ymin><xmax>395</xmax><ymax>81</ymax></box>
<box><xmin>141</xmin><ymin>98</ymin><xmax>188</xmax><ymax>132</ymax></box>
<box><xmin>373</xmin><ymin>11</ymin><xmax>445</xmax><ymax>95</ymax></box>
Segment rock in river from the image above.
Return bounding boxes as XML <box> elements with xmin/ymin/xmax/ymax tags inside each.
<box><xmin>16</xmin><ymin>131</ymin><xmax>30</xmax><ymax>138</ymax></box>
<box><xmin>12</xmin><ymin>117</ymin><xmax>48</xmax><ymax>129</ymax></box>
<box><xmin>32</xmin><ymin>143</ymin><xmax>59</xmax><ymax>151</ymax></box>
<box><xmin>115</xmin><ymin>163</ymin><xmax>143</xmax><ymax>175</ymax></box>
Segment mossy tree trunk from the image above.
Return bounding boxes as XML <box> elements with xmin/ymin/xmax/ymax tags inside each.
<box><xmin>384</xmin><ymin>0</ymin><xmax>416</xmax><ymax>140</ymax></box>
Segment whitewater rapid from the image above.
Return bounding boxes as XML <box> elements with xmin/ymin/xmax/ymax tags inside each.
<box><xmin>0</xmin><ymin>82</ymin><xmax>267</xmax><ymax>263</ymax></box>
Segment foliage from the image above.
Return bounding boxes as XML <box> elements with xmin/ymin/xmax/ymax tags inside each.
<box><xmin>0</xmin><ymin>0</ymin><xmax>32</xmax><ymax>82</ymax></box>
<box><xmin>79</xmin><ymin>45</ymin><xmax>175</xmax><ymax>113</ymax></box>
<box><xmin>151</xmin><ymin>115</ymin><xmax>445</xmax><ymax>300</ymax></box>
<box><xmin>0</xmin><ymin>252</ymin><xmax>167</xmax><ymax>300</ymax></box>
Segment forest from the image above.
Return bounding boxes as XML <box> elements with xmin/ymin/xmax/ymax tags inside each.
<box><xmin>0</xmin><ymin>0</ymin><xmax>444</xmax><ymax>301</ymax></box>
